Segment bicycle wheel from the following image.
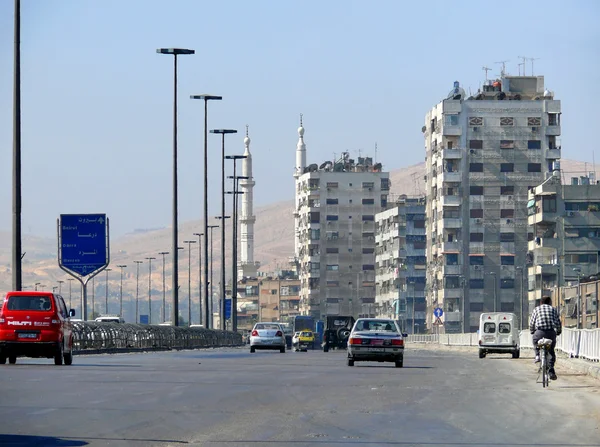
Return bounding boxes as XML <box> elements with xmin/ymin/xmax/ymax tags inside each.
<box><xmin>542</xmin><ymin>350</ymin><xmax>548</xmax><ymax>388</ymax></box>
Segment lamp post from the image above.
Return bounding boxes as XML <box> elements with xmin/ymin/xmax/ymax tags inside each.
<box><xmin>207</xmin><ymin>224</ymin><xmax>219</xmax><ymax>326</ymax></box>
<box><xmin>516</xmin><ymin>266</ymin><xmax>525</xmax><ymax>329</ymax></box>
<box><xmin>105</xmin><ymin>268</ymin><xmax>112</xmax><ymax>314</ymax></box>
<box><xmin>134</xmin><ymin>260</ymin><xmax>143</xmax><ymax>323</ymax></box>
<box><xmin>158</xmin><ymin>251</ymin><xmax>169</xmax><ymax>323</ymax></box>
<box><xmin>183</xmin><ymin>240</ymin><xmax>196</xmax><ymax>326</ymax></box>
<box><xmin>146</xmin><ymin>257</ymin><xmax>156</xmax><ymax>324</ymax></box>
<box><xmin>35</xmin><ymin>282</ymin><xmax>40</xmax><ymax>291</ymax></box>
<box><xmin>12</xmin><ymin>0</ymin><xmax>23</xmax><ymax>292</ymax></box>
<box><xmin>211</xmin><ymin>128</ymin><xmax>238</xmax><ymax>330</ymax></box>
<box><xmin>193</xmin><ymin>233</ymin><xmax>203</xmax><ymax>325</ymax></box>
<box><xmin>157</xmin><ymin>47</ymin><xmax>195</xmax><ymax>327</ymax></box>
<box><xmin>573</xmin><ymin>267</ymin><xmax>582</xmax><ymax>329</ymax></box>
<box><xmin>67</xmin><ymin>278</ymin><xmax>74</xmax><ymax>309</ymax></box>
<box><xmin>191</xmin><ymin>94</ymin><xmax>223</xmax><ymax>329</ymax></box>
<box><xmin>117</xmin><ymin>264</ymin><xmax>127</xmax><ymax>319</ymax></box>
<box><xmin>488</xmin><ymin>272</ymin><xmax>498</xmax><ymax>312</ymax></box>
<box><xmin>57</xmin><ymin>280</ymin><xmax>64</xmax><ymax>294</ymax></box>
<box><xmin>215</xmin><ymin>215</ymin><xmax>231</xmax><ymax>329</ymax></box>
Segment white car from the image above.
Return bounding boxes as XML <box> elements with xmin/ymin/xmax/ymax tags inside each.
<box><xmin>346</xmin><ymin>318</ymin><xmax>407</xmax><ymax>367</ymax></box>
<box><xmin>249</xmin><ymin>322</ymin><xmax>286</xmax><ymax>353</ymax></box>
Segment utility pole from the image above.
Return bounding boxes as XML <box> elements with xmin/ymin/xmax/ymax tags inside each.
<box><xmin>159</xmin><ymin>252</ymin><xmax>169</xmax><ymax>323</ymax></box>
<box><xmin>105</xmin><ymin>268</ymin><xmax>112</xmax><ymax>314</ymax></box>
<box><xmin>183</xmin><ymin>241</ymin><xmax>196</xmax><ymax>326</ymax></box>
<box><xmin>146</xmin><ymin>257</ymin><xmax>156</xmax><ymax>324</ymax></box>
<box><xmin>117</xmin><ymin>264</ymin><xmax>127</xmax><ymax>319</ymax></box>
<box><xmin>193</xmin><ymin>233</ymin><xmax>203</xmax><ymax>325</ymax></box>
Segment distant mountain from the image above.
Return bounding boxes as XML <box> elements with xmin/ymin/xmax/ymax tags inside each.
<box><xmin>0</xmin><ymin>159</ymin><xmax>597</xmax><ymax>301</ymax></box>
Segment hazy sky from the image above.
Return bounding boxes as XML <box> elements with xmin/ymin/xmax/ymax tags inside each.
<box><xmin>0</xmin><ymin>0</ymin><xmax>599</xmax><ymax>238</ymax></box>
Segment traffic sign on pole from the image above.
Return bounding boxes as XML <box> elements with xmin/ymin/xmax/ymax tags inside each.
<box><xmin>225</xmin><ymin>298</ymin><xmax>232</xmax><ymax>320</ymax></box>
<box><xmin>433</xmin><ymin>307</ymin><xmax>444</xmax><ymax>318</ymax></box>
<box><xmin>59</xmin><ymin>214</ymin><xmax>108</xmax><ymax>276</ymax></box>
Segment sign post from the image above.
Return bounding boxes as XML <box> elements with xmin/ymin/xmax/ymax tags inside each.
<box><xmin>58</xmin><ymin>214</ymin><xmax>109</xmax><ymax>321</ymax></box>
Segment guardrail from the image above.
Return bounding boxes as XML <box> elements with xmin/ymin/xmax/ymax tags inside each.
<box><xmin>72</xmin><ymin>322</ymin><xmax>243</xmax><ymax>354</ymax></box>
<box><xmin>408</xmin><ymin>329</ymin><xmax>600</xmax><ymax>362</ymax></box>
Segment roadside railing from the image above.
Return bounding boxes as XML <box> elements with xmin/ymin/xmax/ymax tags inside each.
<box><xmin>72</xmin><ymin>322</ymin><xmax>243</xmax><ymax>354</ymax></box>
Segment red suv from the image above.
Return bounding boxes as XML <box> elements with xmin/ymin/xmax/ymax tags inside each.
<box><xmin>0</xmin><ymin>291</ymin><xmax>76</xmax><ymax>365</ymax></box>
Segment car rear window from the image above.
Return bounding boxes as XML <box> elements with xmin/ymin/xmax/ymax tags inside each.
<box><xmin>483</xmin><ymin>322</ymin><xmax>496</xmax><ymax>333</ymax></box>
<box><xmin>255</xmin><ymin>324</ymin><xmax>280</xmax><ymax>330</ymax></box>
<box><xmin>301</xmin><ymin>331</ymin><xmax>312</xmax><ymax>337</ymax></box>
<box><xmin>6</xmin><ymin>295</ymin><xmax>53</xmax><ymax>311</ymax></box>
<box><xmin>356</xmin><ymin>320</ymin><xmax>397</xmax><ymax>332</ymax></box>
<box><xmin>498</xmin><ymin>322</ymin><xmax>511</xmax><ymax>334</ymax></box>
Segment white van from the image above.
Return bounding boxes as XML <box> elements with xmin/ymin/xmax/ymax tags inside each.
<box><xmin>478</xmin><ymin>313</ymin><xmax>520</xmax><ymax>359</ymax></box>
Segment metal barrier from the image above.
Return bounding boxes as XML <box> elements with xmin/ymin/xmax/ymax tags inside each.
<box><xmin>405</xmin><ymin>334</ymin><xmax>439</xmax><ymax>344</ymax></box>
<box><xmin>72</xmin><ymin>322</ymin><xmax>243</xmax><ymax>353</ymax></box>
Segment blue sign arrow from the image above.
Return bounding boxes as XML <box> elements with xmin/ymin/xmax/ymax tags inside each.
<box><xmin>59</xmin><ymin>214</ymin><xmax>108</xmax><ymax>277</ymax></box>
<box><xmin>225</xmin><ymin>298</ymin><xmax>232</xmax><ymax>320</ymax></box>
<box><xmin>434</xmin><ymin>307</ymin><xmax>444</xmax><ymax>318</ymax></box>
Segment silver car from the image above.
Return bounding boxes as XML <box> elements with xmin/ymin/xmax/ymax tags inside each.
<box><xmin>249</xmin><ymin>322</ymin><xmax>286</xmax><ymax>353</ymax></box>
<box><xmin>346</xmin><ymin>318</ymin><xmax>407</xmax><ymax>367</ymax></box>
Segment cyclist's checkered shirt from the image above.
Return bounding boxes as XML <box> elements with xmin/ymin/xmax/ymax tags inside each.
<box><xmin>529</xmin><ymin>304</ymin><xmax>561</xmax><ymax>334</ymax></box>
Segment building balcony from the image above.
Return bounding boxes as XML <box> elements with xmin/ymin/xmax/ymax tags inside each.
<box><xmin>439</xmin><ymin>288</ymin><xmax>462</xmax><ymax>299</ymax></box>
<box><xmin>440</xmin><ymin>241</ymin><xmax>461</xmax><ymax>253</ymax></box>
<box><xmin>444</xmin><ymin>311</ymin><xmax>462</xmax><ymax>322</ymax></box>
<box><xmin>439</xmin><ymin>171</ymin><xmax>462</xmax><ymax>183</ymax></box>
<box><xmin>546</xmin><ymin>149</ymin><xmax>561</xmax><ymax>159</ymax></box>
<box><xmin>441</xmin><ymin>149</ymin><xmax>463</xmax><ymax>159</ymax></box>
<box><xmin>440</xmin><ymin>195</ymin><xmax>462</xmax><ymax>207</ymax></box>
<box><xmin>441</xmin><ymin>218</ymin><xmax>462</xmax><ymax>228</ymax></box>
<box><xmin>528</xmin><ymin>238</ymin><xmax>560</xmax><ymax>252</ymax></box>
<box><xmin>442</xmin><ymin>125</ymin><xmax>462</xmax><ymax>136</ymax></box>
<box><xmin>528</xmin><ymin>208</ymin><xmax>558</xmax><ymax>226</ymax></box>
<box><xmin>534</xmin><ymin>264</ymin><xmax>559</xmax><ymax>276</ymax></box>
<box><xmin>441</xmin><ymin>265</ymin><xmax>462</xmax><ymax>275</ymax></box>
<box><xmin>546</xmin><ymin>126</ymin><xmax>561</xmax><ymax>136</ymax></box>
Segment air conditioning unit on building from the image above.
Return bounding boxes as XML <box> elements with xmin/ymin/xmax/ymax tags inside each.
<box><xmin>473</xmin><ymin>265</ymin><xmax>481</xmax><ymax>271</ymax></box>
<box><xmin>475</xmin><ymin>218</ymin><xmax>482</xmax><ymax>224</ymax></box>
<box><xmin>567</xmin><ymin>211</ymin><xmax>575</xmax><ymax>217</ymax></box>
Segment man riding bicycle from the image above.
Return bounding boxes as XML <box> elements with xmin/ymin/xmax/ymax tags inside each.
<box><xmin>529</xmin><ymin>295</ymin><xmax>562</xmax><ymax>380</ymax></box>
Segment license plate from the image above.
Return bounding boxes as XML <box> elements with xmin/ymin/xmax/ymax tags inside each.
<box><xmin>18</xmin><ymin>333</ymin><xmax>37</xmax><ymax>339</ymax></box>
<box><xmin>369</xmin><ymin>347</ymin><xmax>384</xmax><ymax>352</ymax></box>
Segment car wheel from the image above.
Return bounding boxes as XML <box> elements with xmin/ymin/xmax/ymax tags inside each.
<box><xmin>8</xmin><ymin>356</ymin><xmax>17</xmax><ymax>365</ymax></box>
<box><xmin>347</xmin><ymin>357</ymin><xmax>354</xmax><ymax>367</ymax></box>
<box><xmin>478</xmin><ymin>349</ymin><xmax>486</xmax><ymax>359</ymax></box>
<box><xmin>395</xmin><ymin>359</ymin><xmax>403</xmax><ymax>368</ymax></box>
<box><xmin>0</xmin><ymin>356</ymin><xmax>6</xmax><ymax>365</ymax></box>
<box><xmin>63</xmin><ymin>352</ymin><xmax>73</xmax><ymax>366</ymax></box>
<box><xmin>280</xmin><ymin>346</ymin><xmax>285</xmax><ymax>353</ymax></box>
<box><xmin>512</xmin><ymin>349</ymin><xmax>520</xmax><ymax>359</ymax></box>
<box><xmin>250</xmin><ymin>346</ymin><xmax>255</xmax><ymax>353</ymax></box>
<box><xmin>54</xmin><ymin>343</ymin><xmax>64</xmax><ymax>365</ymax></box>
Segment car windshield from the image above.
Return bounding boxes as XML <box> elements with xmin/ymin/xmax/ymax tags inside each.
<box><xmin>6</xmin><ymin>295</ymin><xmax>52</xmax><ymax>311</ymax></box>
<box><xmin>255</xmin><ymin>323</ymin><xmax>280</xmax><ymax>330</ymax></box>
<box><xmin>355</xmin><ymin>319</ymin><xmax>397</xmax><ymax>332</ymax></box>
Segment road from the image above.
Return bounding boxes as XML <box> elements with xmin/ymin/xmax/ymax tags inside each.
<box><xmin>0</xmin><ymin>346</ymin><xmax>599</xmax><ymax>447</ymax></box>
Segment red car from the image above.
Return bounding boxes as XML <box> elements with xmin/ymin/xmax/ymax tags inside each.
<box><xmin>0</xmin><ymin>291</ymin><xmax>76</xmax><ymax>365</ymax></box>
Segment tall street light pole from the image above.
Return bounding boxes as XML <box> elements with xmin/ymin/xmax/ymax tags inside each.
<box><xmin>158</xmin><ymin>251</ymin><xmax>169</xmax><ymax>323</ymax></box>
<box><xmin>215</xmin><ymin>214</ymin><xmax>231</xmax><ymax>329</ymax></box>
<box><xmin>211</xmin><ymin>129</ymin><xmax>237</xmax><ymax>330</ymax></box>
<box><xmin>57</xmin><ymin>280</ymin><xmax>64</xmax><ymax>294</ymax></box>
<box><xmin>117</xmin><ymin>264</ymin><xmax>127</xmax><ymax>319</ymax></box>
<box><xmin>105</xmin><ymin>268</ymin><xmax>112</xmax><ymax>314</ymax></box>
<box><xmin>207</xmin><ymin>224</ymin><xmax>219</xmax><ymax>327</ymax></box>
<box><xmin>191</xmin><ymin>94</ymin><xmax>222</xmax><ymax>329</ymax></box>
<box><xmin>183</xmin><ymin>240</ymin><xmax>196</xmax><ymax>326</ymax></box>
<box><xmin>193</xmin><ymin>233</ymin><xmax>203</xmax><ymax>325</ymax></box>
<box><xmin>516</xmin><ymin>266</ymin><xmax>525</xmax><ymax>329</ymax></box>
<box><xmin>134</xmin><ymin>260</ymin><xmax>143</xmax><ymax>323</ymax></box>
<box><xmin>146</xmin><ymin>257</ymin><xmax>156</xmax><ymax>324</ymax></box>
<box><xmin>12</xmin><ymin>0</ymin><xmax>22</xmax><ymax>292</ymax></box>
<box><xmin>157</xmin><ymin>47</ymin><xmax>195</xmax><ymax>327</ymax></box>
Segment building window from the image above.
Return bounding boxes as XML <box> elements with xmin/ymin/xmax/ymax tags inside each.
<box><xmin>470</xmin><ymin>302</ymin><xmax>484</xmax><ymax>311</ymax></box>
<box><xmin>445</xmin><ymin>276</ymin><xmax>461</xmax><ymax>288</ymax></box>
<box><xmin>470</xmin><ymin>163</ymin><xmax>484</xmax><ymax>172</ymax></box>
<box><xmin>500</xmin><ymin>232</ymin><xmax>515</xmax><ymax>242</ymax></box>
<box><xmin>528</xmin><ymin>117</ymin><xmax>542</xmax><ymax>126</ymax></box>
<box><xmin>326</xmin><ymin>280</ymin><xmax>339</xmax><ymax>287</ymax></box>
<box><xmin>362</xmin><ymin>265</ymin><xmax>375</xmax><ymax>271</ymax></box>
<box><xmin>500</xmin><ymin>117</ymin><xmax>514</xmax><ymax>126</ymax></box>
<box><xmin>310</xmin><ymin>229</ymin><xmax>320</xmax><ymax>240</ymax></box>
<box><xmin>310</xmin><ymin>212</ymin><xmax>320</xmax><ymax>223</ymax></box>
<box><xmin>470</xmin><ymin>186</ymin><xmax>484</xmax><ymax>195</ymax></box>
<box><xmin>309</xmin><ymin>179</ymin><xmax>319</xmax><ymax>189</ymax></box>
<box><xmin>413</xmin><ymin>219</ymin><xmax>425</xmax><ymax>229</ymax></box>
<box><xmin>362</xmin><ymin>247</ymin><xmax>374</xmax><ymax>254</ymax></box>
<box><xmin>446</xmin><ymin>115</ymin><xmax>459</xmax><ymax>126</ymax></box>
<box><xmin>469</xmin><ymin>255</ymin><xmax>484</xmax><ymax>265</ymax></box>
<box><xmin>412</xmin><ymin>241</ymin><xmax>426</xmax><ymax>250</ymax></box>
<box><xmin>326</xmin><ymin>182</ymin><xmax>338</xmax><ymax>188</ymax></box>
<box><xmin>362</xmin><ymin>215</ymin><xmax>374</xmax><ymax>221</ymax></box>
<box><xmin>445</xmin><ymin>254</ymin><xmax>458</xmax><ymax>265</ymax></box>
<box><xmin>362</xmin><ymin>198</ymin><xmax>374</xmax><ymax>205</ymax></box>
<box><xmin>500</xmin><ymin>163</ymin><xmax>514</xmax><ymax>173</ymax></box>
<box><xmin>326</xmin><ymin>265</ymin><xmax>339</xmax><ymax>271</ymax></box>
<box><xmin>500</xmin><ymin>302</ymin><xmax>515</xmax><ymax>312</ymax></box>
<box><xmin>381</xmin><ymin>179</ymin><xmax>390</xmax><ymax>191</ymax></box>
<box><xmin>326</xmin><ymin>215</ymin><xmax>339</xmax><ymax>221</ymax></box>
<box><xmin>326</xmin><ymin>247</ymin><xmax>339</xmax><ymax>254</ymax></box>
<box><xmin>500</xmin><ymin>140</ymin><xmax>514</xmax><ymax>149</ymax></box>
<box><xmin>362</xmin><ymin>232</ymin><xmax>375</xmax><ymax>239</ymax></box>
<box><xmin>528</xmin><ymin>140</ymin><xmax>542</xmax><ymax>150</ymax></box>
<box><xmin>470</xmin><ymin>208</ymin><xmax>483</xmax><ymax>218</ymax></box>
<box><xmin>310</xmin><ymin>262</ymin><xmax>320</xmax><ymax>271</ymax></box>
<box><xmin>326</xmin><ymin>198</ymin><xmax>338</xmax><ymax>205</ymax></box>
<box><xmin>500</xmin><ymin>186</ymin><xmax>514</xmax><ymax>195</ymax></box>
<box><xmin>362</xmin><ymin>182</ymin><xmax>375</xmax><ymax>189</ymax></box>
<box><xmin>500</xmin><ymin>255</ymin><xmax>515</xmax><ymax>265</ymax></box>
<box><xmin>469</xmin><ymin>117</ymin><xmax>483</xmax><ymax>126</ymax></box>
<box><xmin>470</xmin><ymin>232</ymin><xmax>484</xmax><ymax>242</ymax></box>
<box><xmin>470</xmin><ymin>279</ymin><xmax>484</xmax><ymax>289</ymax></box>
<box><xmin>500</xmin><ymin>278</ymin><xmax>515</xmax><ymax>289</ymax></box>
<box><xmin>543</xmin><ymin>197</ymin><xmax>557</xmax><ymax>212</ymax></box>
<box><xmin>245</xmin><ymin>286</ymin><xmax>258</xmax><ymax>296</ymax></box>
<box><xmin>500</xmin><ymin>209</ymin><xmax>514</xmax><ymax>218</ymax></box>
<box><xmin>528</xmin><ymin>163</ymin><xmax>542</xmax><ymax>173</ymax></box>
<box><xmin>469</xmin><ymin>140</ymin><xmax>483</xmax><ymax>149</ymax></box>
<box><xmin>548</xmin><ymin>113</ymin><xmax>559</xmax><ymax>126</ymax></box>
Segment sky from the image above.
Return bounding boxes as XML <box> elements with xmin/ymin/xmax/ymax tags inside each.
<box><xmin>0</xmin><ymin>0</ymin><xmax>599</xmax><ymax>239</ymax></box>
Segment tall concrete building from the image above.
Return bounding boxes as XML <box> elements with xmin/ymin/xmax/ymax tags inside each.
<box><xmin>375</xmin><ymin>195</ymin><xmax>427</xmax><ymax>333</ymax></box>
<box><xmin>424</xmin><ymin>75</ymin><xmax>561</xmax><ymax>333</ymax></box>
<box><xmin>239</xmin><ymin>126</ymin><xmax>259</xmax><ymax>278</ymax></box>
<box><xmin>293</xmin><ymin>117</ymin><xmax>390</xmax><ymax>319</ymax></box>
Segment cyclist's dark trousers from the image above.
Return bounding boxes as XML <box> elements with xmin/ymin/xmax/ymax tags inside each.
<box><xmin>533</xmin><ymin>329</ymin><xmax>557</xmax><ymax>369</ymax></box>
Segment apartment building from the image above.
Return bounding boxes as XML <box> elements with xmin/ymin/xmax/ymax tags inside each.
<box><xmin>375</xmin><ymin>195</ymin><xmax>427</xmax><ymax>333</ymax></box>
<box><xmin>293</xmin><ymin>120</ymin><xmax>389</xmax><ymax>320</ymax></box>
<box><xmin>528</xmin><ymin>169</ymin><xmax>600</xmax><ymax>327</ymax></box>
<box><xmin>424</xmin><ymin>75</ymin><xmax>561</xmax><ymax>333</ymax></box>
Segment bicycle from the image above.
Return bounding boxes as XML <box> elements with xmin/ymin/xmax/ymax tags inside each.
<box><xmin>537</xmin><ymin>338</ymin><xmax>553</xmax><ymax>388</ymax></box>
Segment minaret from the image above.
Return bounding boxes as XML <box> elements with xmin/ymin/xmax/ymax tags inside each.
<box><xmin>294</xmin><ymin>115</ymin><xmax>306</xmax><ymax>257</ymax></box>
<box><xmin>239</xmin><ymin>125</ymin><xmax>258</xmax><ymax>278</ymax></box>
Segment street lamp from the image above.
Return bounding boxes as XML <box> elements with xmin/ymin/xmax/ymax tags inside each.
<box><xmin>191</xmin><ymin>94</ymin><xmax>223</xmax><ymax>329</ymax></box>
<box><xmin>215</xmin><ymin>215</ymin><xmax>231</xmax><ymax>329</ymax></box>
<box><xmin>105</xmin><ymin>268</ymin><xmax>112</xmax><ymax>314</ymax></box>
<box><xmin>573</xmin><ymin>267</ymin><xmax>582</xmax><ymax>329</ymax></box>
<box><xmin>146</xmin><ymin>257</ymin><xmax>156</xmax><ymax>324</ymax></box>
<box><xmin>57</xmin><ymin>280</ymin><xmax>64</xmax><ymax>294</ymax></box>
<box><xmin>157</xmin><ymin>47</ymin><xmax>195</xmax><ymax>327</ymax></box>
<box><xmin>158</xmin><ymin>252</ymin><xmax>169</xmax><ymax>323</ymax></box>
<box><xmin>211</xmin><ymin>128</ymin><xmax>237</xmax><ymax>330</ymax></box>
<box><xmin>207</xmin><ymin>224</ymin><xmax>219</xmax><ymax>325</ymax></box>
<box><xmin>193</xmin><ymin>232</ymin><xmax>203</xmax><ymax>325</ymax></box>
<box><xmin>35</xmin><ymin>282</ymin><xmax>41</xmax><ymax>291</ymax></box>
<box><xmin>134</xmin><ymin>260</ymin><xmax>144</xmax><ymax>323</ymax></box>
<box><xmin>183</xmin><ymin>240</ymin><xmax>196</xmax><ymax>326</ymax></box>
<box><xmin>12</xmin><ymin>0</ymin><xmax>23</xmax><ymax>292</ymax></box>
<box><xmin>117</xmin><ymin>264</ymin><xmax>127</xmax><ymax>319</ymax></box>
<box><xmin>516</xmin><ymin>266</ymin><xmax>525</xmax><ymax>329</ymax></box>
<box><xmin>487</xmin><ymin>272</ymin><xmax>498</xmax><ymax>312</ymax></box>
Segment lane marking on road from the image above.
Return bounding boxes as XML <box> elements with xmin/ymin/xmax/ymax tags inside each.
<box><xmin>29</xmin><ymin>408</ymin><xmax>56</xmax><ymax>415</ymax></box>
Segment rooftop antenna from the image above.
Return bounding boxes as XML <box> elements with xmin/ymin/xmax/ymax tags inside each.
<box><xmin>529</xmin><ymin>57</ymin><xmax>540</xmax><ymax>75</ymax></box>
<box><xmin>482</xmin><ymin>66</ymin><xmax>492</xmax><ymax>82</ymax></box>
<box><xmin>374</xmin><ymin>142</ymin><xmax>378</xmax><ymax>164</ymax></box>
<box><xmin>518</xmin><ymin>56</ymin><xmax>527</xmax><ymax>75</ymax></box>
<box><xmin>517</xmin><ymin>62</ymin><xmax>524</xmax><ymax>76</ymax></box>
<box><xmin>494</xmin><ymin>60</ymin><xmax>509</xmax><ymax>77</ymax></box>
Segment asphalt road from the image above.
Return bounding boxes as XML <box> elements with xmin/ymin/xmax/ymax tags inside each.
<box><xmin>1</xmin><ymin>346</ymin><xmax>599</xmax><ymax>447</ymax></box>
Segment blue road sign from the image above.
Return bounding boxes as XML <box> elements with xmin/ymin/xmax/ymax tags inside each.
<box><xmin>59</xmin><ymin>214</ymin><xmax>108</xmax><ymax>276</ymax></box>
<box><xmin>225</xmin><ymin>298</ymin><xmax>232</xmax><ymax>320</ymax></box>
<box><xmin>140</xmin><ymin>315</ymin><xmax>149</xmax><ymax>325</ymax></box>
<box><xmin>434</xmin><ymin>307</ymin><xmax>444</xmax><ymax>318</ymax></box>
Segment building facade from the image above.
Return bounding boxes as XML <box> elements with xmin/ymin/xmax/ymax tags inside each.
<box><xmin>375</xmin><ymin>196</ymin><xmax>427</xmax><ymax>333</ymax></box>
<box><xmin>293</xmin><ymin>120</ymin><xmax>389</xmax><ymax>320</ymax></box>
<box><xmin>424</xmin><ymin>75</ymin><xmax>561</xmax><ymax>333</ymax></box>
<box><xmin>528</xmin><ymin>170</ymin><xmax>600</xmax><ymax>328</ymax></box>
